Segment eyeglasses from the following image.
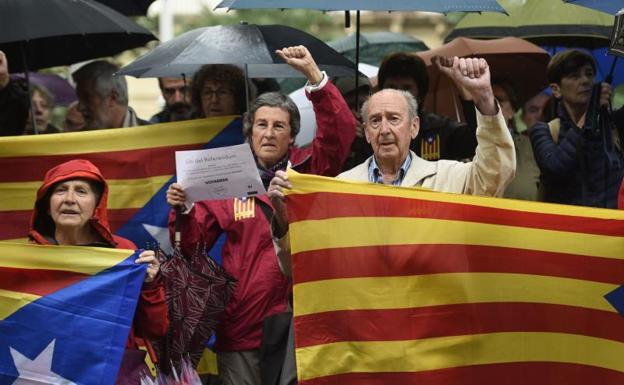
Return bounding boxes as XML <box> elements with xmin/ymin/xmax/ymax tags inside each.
<box><xmin>201</xmin><ymin>88</ymin><xmax>233</xmax><ymax>98</ymax></box>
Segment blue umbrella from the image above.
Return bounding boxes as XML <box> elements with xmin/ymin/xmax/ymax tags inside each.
<box><xmin>563</xmin><ymin>0</ymin><xmax>624</xmax><ymax>15</ymax></box>
<box><xmin>216</xmin><ymin>0</ymin><xmax>506</xmax><ymax>106</ymax></box>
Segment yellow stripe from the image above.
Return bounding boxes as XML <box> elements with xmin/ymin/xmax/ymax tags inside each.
<box><xmin>0</xmin><ymin>242</ymin><xmax>134</xmax><ymax>274</ymax></box>
<box><xmin>0</xmin><ymin>238</ymin><xmax>28</xmax><ymax>244</ymax></box>
<box><xmin>0</xmin><ymin>175</ymin><xmax>172</xmax><ymax>211</ymax></box>
<box><xmin>290</xmin><ymin>217</ymin><xmax>623</xmax><ymax>260</ymax></box>
<box><xmin>0</xmin><ymin>116</ymin><xmax>238</xmax><ymax>157</ymax></box>
<box><xmin>285</xmin><ymin>170</ymin><xmax>624</xmax><ymax>221</ymax></box>
<box><xmin>295</xmin><ymin>332</ymin><xmax>624</xmax><ymax>380</ymax></box>
<box><xmin>293</xmin><ymin>272</ymin><xmax>616</xmax><ymax>317</ymax></box>
<box><xmin>0</xmin><ymin>288</ymin><xmax>40</xmax><ymax>319</ymax></box>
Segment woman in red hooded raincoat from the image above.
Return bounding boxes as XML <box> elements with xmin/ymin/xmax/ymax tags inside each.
<box><xmin>28</xmin><ymin>159</ymin><xmax>169</xmax><ymax>384</ymax></box>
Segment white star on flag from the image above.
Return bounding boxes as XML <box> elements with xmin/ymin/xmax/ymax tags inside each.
<box><xmin>10</xmin><ymin>340</ymin><xmax>77</xmax><ymax>385</ymax></box>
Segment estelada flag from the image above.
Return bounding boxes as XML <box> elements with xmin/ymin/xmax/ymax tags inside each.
<box><xmin>0</xmin><ymin>243</ymin><xmax>146</xmax><ymax>384</ymax></box>
<box><xmin>0</xmin><ymin>117</ymin><xmax>243</xmax><ymax>252</ymax></box>
<box><xmin>285</xmin><ymin>170</ymin><xmax>624</xmax><ymax>385</ymax></box>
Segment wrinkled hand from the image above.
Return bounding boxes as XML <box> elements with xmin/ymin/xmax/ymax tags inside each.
<box><xmin>276</xmin><ymin>45</ymin><xmax>323</xmax><ymax>85</ymax></box>
<box><xmin>135</xmin><ymin>250</ymin><xmax>160</xmax><ymax>283</ymax></box>
<box><xmin>166</xmin><ymin>183</ymin><xmax>187</xmax><ymax>210</ymax></box>
<box><xmin>0</xmin><ymin>51</ymin><xmax>9</xmax><ymax>90</ymax></box>
<box><xmin>600</xmin><ymin>82</ymin><xmax>613</xmax><ymax>108</ymax></box>
<box><xmin>267</xmin><ymin>170</ymin><xmax>292</xmax><ymax>238</ymax></box>
<box><xmin>432</xmin><ymin>55</ymin><xmax>472</xmax><ymax>101</ymax></box>
<box><xmin>438</xmin><ymin>56</ymin><xmax>497</xmax><ymax>115</ymax></box>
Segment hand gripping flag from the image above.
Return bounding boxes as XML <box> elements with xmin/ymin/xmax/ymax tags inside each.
<box><xmin>0</xmin><ymin>243</ymin><xmax>147</xmax><ymax>385</ymax></box>
<box><xmin>285</xmin><ymin>170</ymin><xmax>624</xmax><ymax>385</ymax></box>
<box><xmin>0</xmin><ymin>117</ymin><xmax>243</xmax><ymax>254</ymax></box>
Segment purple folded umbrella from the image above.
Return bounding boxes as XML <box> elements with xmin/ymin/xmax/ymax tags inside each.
<box><xmin>10</xmin><ymin>72</ymin><xmax>76</xmax><ymax>106</ymax></box>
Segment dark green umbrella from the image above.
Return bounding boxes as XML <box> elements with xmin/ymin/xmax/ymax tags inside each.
<box><xmin>328</xmin><ymin>32</ymin><xmax>429</xmax><ymax>66</ymax></box>
<box><xmin>446</xmin><ymin>0</ymin><xmax>614</xmax><ymax>48</ymax></box>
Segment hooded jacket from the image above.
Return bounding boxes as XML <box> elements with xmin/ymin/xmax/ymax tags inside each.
<box><xmin>29</xmin><ymin>159</ymin><xmax>168</xmax><ymax>363</ymax></box>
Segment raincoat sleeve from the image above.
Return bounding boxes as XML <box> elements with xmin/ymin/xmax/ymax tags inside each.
<box><xmin>168</xmin><ymin>202</ymin><xmax>224</xmax><ymax>258</ymax></box>
<box><xmin>133</xmin><ymin>277</ymin><xmax>169</xmax><ymax>338</ymax></box>
<box><xmin>291</xmin><ymin>80</ymin><xmax>357</xmax><ymax>176</ymax></box>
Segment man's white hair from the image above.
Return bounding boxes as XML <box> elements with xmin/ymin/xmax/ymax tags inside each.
<box><xmin>72</xmin><ymin>60</ymin><xmax>128</xmax><ymax>105</ymax></box>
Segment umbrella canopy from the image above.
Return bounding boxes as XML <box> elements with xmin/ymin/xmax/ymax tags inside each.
<box><xmin>158</xmin><ymin>244</ymin><xmax>237</xmax><ymax>373</ymax></box>
<box><xmin>416</xmin><ymin>37</ymin><xmax>550</xmax><ymax>121</ymax></box>
<box><xmin>10</xmin><ymin>72</ymin><xmax>76</xmax><ymax>105</ymax></box>
<box><xmin>217</xmin><ymin>0</ymin><xmax>505</xmax><ymax>12</ymax></box>
<box><xmin>563</xmin><ymin>0</ymin><xmax>624</xmax><ymax>15</ymax></box>
<box><xmin>327</xmin><ymin>32</ymin><xmax>429</xmax><ymax>66</ymax></box>
<box><xmin>0</xmin><ymin>0</ymin><xmax>157</xmax><ymax>73</ymax></box>
<box><xmin>117</xmin><ymin>24</ymin><xmax>358</xmax><ymax>79</ymax></box>
<box><xmin>95</xmin><ymin>0</ymin><xmax>155</xmax><ymax>16</ymax></box>
<box><xmin>446</xmin><ymin>0</ymin><xmax>614</xmax><ymax>48</ymax></box>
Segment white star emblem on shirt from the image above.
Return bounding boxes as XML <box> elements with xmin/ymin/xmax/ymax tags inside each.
<box><xmin>10</xmin><ymin>340</ymin><xmax>77</xmax><ymax>385</ymax></box>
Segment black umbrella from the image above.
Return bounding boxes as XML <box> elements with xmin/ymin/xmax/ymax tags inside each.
<box><xmin>0</xmin><ymin>0</ymin><xmax>156</xmax><ymax>134</ymax></box>
<box><xmin>96</xmin><ymin>0</ymin><xmax>155</xmax><ymax>16</ymax></box>
<box><xmin>0</xmin><ymin>0</ymin><xmax>157</xmax><ymax>73</ymax></box>
<box><xmin>117</xmin><ymin>23</ymin><xmax>357</xmax><ymax>79</ymax></box>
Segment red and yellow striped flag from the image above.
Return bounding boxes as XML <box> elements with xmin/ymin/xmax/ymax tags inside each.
<box><xmin>285</xmin><ymin>170</ymin><xmax>624</xmax><ymax>385</ymax></box>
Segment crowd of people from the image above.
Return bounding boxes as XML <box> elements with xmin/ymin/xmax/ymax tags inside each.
<box><xmin>2</xmin><ymin>36</ymin><xmax>624</xmax><ymax>385</ymax></box>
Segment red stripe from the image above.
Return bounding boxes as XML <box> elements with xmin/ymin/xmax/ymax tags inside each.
<box><xmin>0</xmin><ymin>143</ymin><xmax>203</xmax><ymax>182</ymax></box>
<box><xmin>294</xmin><ymin>303</ymin><xmax>624</xmax><ymax>348</ymax></box>
<box><xmin>287</xmin><ymin>192</ymin><xmax>624</xmax><ymax>236</ymax></box>
<box><xmin>292</xmin><ymin>244</ymin><xmax>624</xmax><ymax>284</ymax></box>
<box><xmin>299</xmin><ymin>362</ymin><xmax>624</xmax><ymax>385</ymax></box>
<box><xmin>0</xmin><ymin>266</ymin><xmax>88</xmax><ymax>297</ymax></box>
<box><xmin>0</xmin><ymin>208</ymin><xmax>137</xmax><ymax>240</ymax></box>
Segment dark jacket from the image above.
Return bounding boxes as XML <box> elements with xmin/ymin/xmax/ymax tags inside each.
<box><xmin>530</xmin><ymin>103</ymin><xmax>624</xmax><ymax>208</ymax></box>
<box><xmin>0</xmin><ymin>79</ymin><xmax>29</xmax><ymax>136</ymax></box>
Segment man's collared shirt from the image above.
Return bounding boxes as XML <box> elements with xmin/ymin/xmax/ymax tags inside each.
<box><xmin>368</xmin><ymin>153</ymin><xmax>412</xmax><ymax>186</ymax></box>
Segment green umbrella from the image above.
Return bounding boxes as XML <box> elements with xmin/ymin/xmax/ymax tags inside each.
<box><xmin>327</xmin><ymin>31</ymin><xmax>429</xmax><ymax>66</ymax></box>
<box><xmin>446</xmin><ymin>0</ymin><xmax>614</xmax><ymax>48</ymax></box>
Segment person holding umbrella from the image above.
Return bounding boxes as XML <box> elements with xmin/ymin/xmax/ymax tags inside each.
<box><xmin>530</xmin><ymin>49</ymin><xmax>624</xmax><ymax>208</ymax></box>
<box><xmin>0</xmin><ymin>51</ymin><xmax>29</xmax><ymax>136</ymax></box>
<box><xmin>165</xmin><ymin>45</ymin><xmax>356</xmax><ymax>385</ymax></box>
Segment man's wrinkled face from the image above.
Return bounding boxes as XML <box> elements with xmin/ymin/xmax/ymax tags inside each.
<box><xmin>250</xmin><ymin>106</ymin><xmax>294</xmax><ymax>169</ymax></box>
<box><xmin>76</xmin><ymin>79</ymin><xmax>113</xmax><ymax>129</ymax></box>
<box><xmin>364</xmin><ymin>91</ymin><xmax>419</xmax><ymax>165</ymax></box>
<box><xmin>49</xmin><ymin>179</ymin><xmax>98</xmax><ymax>231</ymax></box>
<box><xmin>160</xmin><ymin>77</ymin><xmax>191</xmax><ymax>118</ymax></box>
<box><xmin>200</xmin><ymin>80</ymin><xmax>237</xmax><ymax>118</ymax></box>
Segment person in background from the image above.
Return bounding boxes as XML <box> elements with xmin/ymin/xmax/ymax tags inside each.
<box><xmin>23</xmin><ymin>84</ymin><xmax>60</xmax><ymax>135</ymax></box>
<box><xmin>492</xmin><ymin>80</ymin><xmax>540</xmax><ymax>201</ymax></box>
<box><xmin>0</xmin><ymin>50</ymin><xmax>29</xmax><ymax>136</ymax></box>
<box><xmin>530</xmin><ymin>49</ymin><xmax>624</xmax><ymax>208</ymax></box>
<box><xmin>189</xmin><ymin>65</ymin><xmax>251</xmax><ymax>119</ymax></box>
<box><xmin>73</xmin><ymin>60</ymin><xmax>148</xmax><ymax>130</ymax></box>
<box><xmin>63</xmin><ymin>101</ymin><xmax>86</xmax><ymax>132</ymax></box>
<box><xmin>150</xmin><ymin>76</ymin><xmax>192</xmax><ymax>123</ymax></box>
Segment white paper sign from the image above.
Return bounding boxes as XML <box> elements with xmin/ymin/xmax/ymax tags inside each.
<box><xmin>175</xmin><ymin>144</ymin><xmax>266</xmax><ymax>202</ymax></box>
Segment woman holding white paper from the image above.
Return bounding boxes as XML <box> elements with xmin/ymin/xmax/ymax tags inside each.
<box><xmin>166</xmin><ymin>45</ymin><xmax>356</xmax><ymax>385</ymax></box>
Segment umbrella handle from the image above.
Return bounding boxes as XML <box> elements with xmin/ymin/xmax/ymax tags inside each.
<box><xmin>174</xmin><ymin>206</ymin><xmax>182</xmax><ymax>248</ymax></box>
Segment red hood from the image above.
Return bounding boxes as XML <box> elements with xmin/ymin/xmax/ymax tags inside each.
<box><xmin>29</xmin><ymin>159</ymin><xmax>118</xmax><ymax>246</ymax></box>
